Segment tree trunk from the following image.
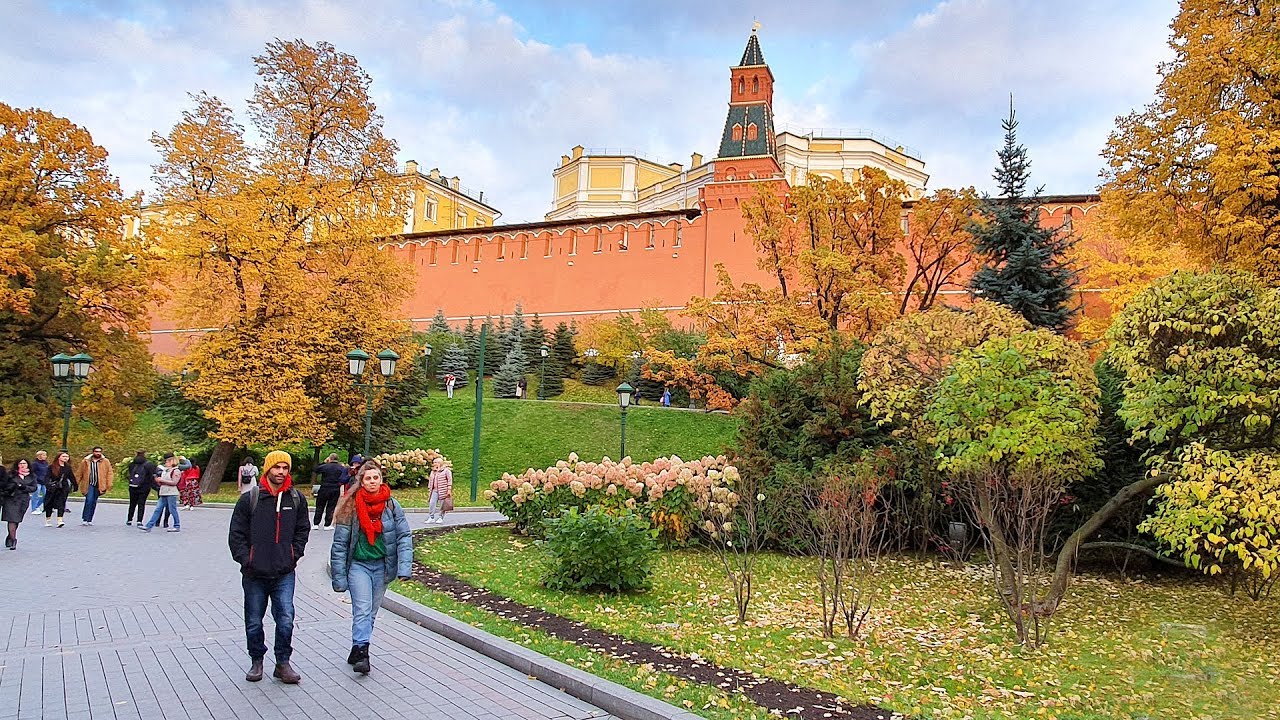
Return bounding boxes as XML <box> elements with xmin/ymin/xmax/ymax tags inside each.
<box><xmin>201</xmin><ymin>440</ymin><xmax>235</xmax><ymax>495</ymax></box>
<box><xmin>1042</xmin><ymin>473</ymin><xmax>1166</xmax><ymax>613</ymax></box>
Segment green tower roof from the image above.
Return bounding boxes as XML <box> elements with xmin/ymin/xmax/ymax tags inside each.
<box><xmin>739</xmin><ymin>30</ymin><xmax>766</xmax><ymax>66</ymax></box>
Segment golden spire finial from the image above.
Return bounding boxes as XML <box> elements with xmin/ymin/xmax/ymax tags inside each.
<box><xmin>752</xmin><ymin>20</ymin><xmax>761</xmax><ymax>33</ymax></box>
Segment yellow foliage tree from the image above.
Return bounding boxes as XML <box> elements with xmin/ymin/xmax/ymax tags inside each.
<box><xmin>149</xmin><ymin>40</ymin><xmax>412</xmax><ymax>487</ymax></box>
<box><xmin>1102</xmin><ymin>0</ymin><xmax>1280</xmax><ymax>281</ymax></box>
<box><xmin>900</xmin><ymin>187</ymin><xmax>980</xmax><ymax>315</ymax></box>
<box><xmin>642</xmin><ymin>349</ymin><xmax>736</xmax><ymax>412</ymax></box>
<box><xmin>0</xmin><ymin>103</ymin><xmax>154</xmax><ymax>448</ymax></box>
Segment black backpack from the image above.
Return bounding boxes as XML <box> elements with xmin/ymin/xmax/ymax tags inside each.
<box><xmin>247</xmin><ymin>485</ymin><xmax>303</xmax><ymax>514</ymax></box>
<box><xmin>128</xmin><ymin>462</ymin><xmax>150</xmax><ymax>487</ymax></box>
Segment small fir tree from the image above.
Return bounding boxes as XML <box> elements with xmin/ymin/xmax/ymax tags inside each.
<box><xmin>969</xmin><ymin>102</ymin><xmax>1079</xmax><ymax>332</ymax></box>
<box><xmin>437</xmin><ymin>343</ymin><xmax>470</xmax><ymax>390</ymax></box>
<box><xmin>483</xmin><ymin>316</ymin><xmax>504</xmax><ymax>372</ymax></box>
<box><xmin>540</xmin><ymin>355</ymin><xmax>566</xmax><ymax>398</ymax></box>
<box><xmin>506</xmin><ymin>306</ymin><xmax>528</xmax><ymax>375</ymax></box>
<box><xmin>492</xmin><ymin>344</ymin><xmax>528</xmax><ymax>398</ymax></box>
<box><xmin>429</xmin><ymin>308</ymin><xmax>451</xmax><ymax>334</ymax></box>
<box><xmin>524</xmin><ymin>313</ymin><xmax>548</xmax><ymax>361</ymax></box>
<box><xmin>463</xmin><ymin>317</ymin><xmax>478</xmax><ymax>367</ymax></box>
<box><xmin>551</xmin><ymin>322</ymin><xmax>577</xmax><ymax>375</ymax></box>
<box><xmin>581</xmin><ymin>361</ymin><xmax>616</xmax><ymax>386</ymax></box>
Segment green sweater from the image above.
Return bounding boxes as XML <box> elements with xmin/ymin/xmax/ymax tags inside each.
<box><xmin>352</xmin><ymin>530</ymin><xmax>386</xmax><ymax>562</ymax></box>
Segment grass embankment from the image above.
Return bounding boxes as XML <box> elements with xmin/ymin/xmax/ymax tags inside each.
<box><xmin>414</xmin><ymin>526</ymin><xmax>1280</xmax><ymax>720</ymax></box>
<box><xmin>22</xmin><ymin>391</ymin><xmax>739</xmax><ymax>508</ymax></box>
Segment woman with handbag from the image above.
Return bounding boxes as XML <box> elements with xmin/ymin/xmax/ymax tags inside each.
<box><xmin>43</xmin><ymin>451</ymin><xmax>76</xmax><ymax>528</ymax></box>
<box><xmin>3</xmin><ymin>457</ymin><xmax>38</xmax><ymax>549</ymax></box>
<box><xmin>426</xmin><ymin>457</ymin><xmax>453</xmax><ymax>525</ymax></box>
<box><xmin>329</xmin><ymin>460</ymin><xmax>412</xmax><ymax>675</ymax></box>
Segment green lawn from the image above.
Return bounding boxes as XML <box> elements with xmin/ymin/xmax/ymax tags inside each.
<box><xmin>414</xmin><ymin>526</ymin><xmax>1280</xmax><ymax>720</ymax></box>
<box><xmin>406</xmin><ymin>389</ymin><xmax>738</xmax><ymax>502</ymax></box>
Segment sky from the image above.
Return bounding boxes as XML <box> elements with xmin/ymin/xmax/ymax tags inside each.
<box><xmin>2</xmin><ymin>0</ymin><xmax>1178</xmax><ymax>223</ymax></box>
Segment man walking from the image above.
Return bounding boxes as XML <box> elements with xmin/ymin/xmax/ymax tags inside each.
<box><xmin>141</xmin><ymin>452</ymin><xmax>181</xmax><ymax>532</ymax></box>
<box><xmin>124</xmin><ymin>451</ymin><xmax>157</xmax><ymax>526</ymax></box>
<box><xmin>77</xmin><ymin>447</ymin><xmax>113</xmax><ymax>526</ymax></box>
<box><xmin>228</xmin><ymin>450</ymin><xmax>310</xmax><ymax>684</ymax></box>
<box><xmin>311</xmin><ymin>453</ymin><xmax>346</xmax><ymax>530</ymax></box>
<box><xmin>445</xmin><ymin>373</ymin><xmax>456</xmax><ymax>399</ymax></box>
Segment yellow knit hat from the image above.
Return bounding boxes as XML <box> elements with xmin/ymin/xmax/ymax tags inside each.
<box><xmin>262</xmin><ymin>450</ymin><xmax>292</xmax><ymax>473</ymax></box>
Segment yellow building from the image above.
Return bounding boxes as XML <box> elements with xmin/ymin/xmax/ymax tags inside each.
<box><xmin>400</xmin><ymin>160</ymin><xmax>501</xmax><ymax>232</ymax></box>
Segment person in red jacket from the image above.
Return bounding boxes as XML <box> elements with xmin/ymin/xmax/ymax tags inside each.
<box><xmin>178</xmin><ymin>457</ymin><xmax>202</xmax><ymax>509</ymax></box>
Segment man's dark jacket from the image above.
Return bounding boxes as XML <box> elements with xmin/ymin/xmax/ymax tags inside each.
<box><xmin>228</xmin><ymin>483</ymin><xmax>311</xmax><ymax>578</ymax></box>
<box><xmin>125</xmin><ymin>458</ymin><xmax>157</xmax><ymax>491</ymax></box>
<box><xmin>313</xmin><ymin>462</ymin><xmax>348</xmax><ymax>494</ymax></box>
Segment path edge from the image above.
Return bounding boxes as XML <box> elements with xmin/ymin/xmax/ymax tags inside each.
<box><xmin>381</xmin><ymin>589</ymin><xmax>703</xmax><ymax>720</ymax></box>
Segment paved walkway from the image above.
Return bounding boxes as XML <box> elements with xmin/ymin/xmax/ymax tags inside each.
<box><xmin>0</xmin><ymin>499</ymin><xmax>617</xmax><ymax>720</ymax></box>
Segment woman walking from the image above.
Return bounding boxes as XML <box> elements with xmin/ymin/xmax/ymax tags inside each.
<box><xmin>329</xmin><ymin>461</ymin><xmax>412</xmax><ymax>675</ymax></box>
<box><xmin>44</xmin><ymin>452</ymin><xmax>76</xmax><ymax>528</ymax></box>
<box><xmin>2</xmin><ymin>458</ymin><xmax>38</xmax><ymax>549</ymax></box>
<box><xmin>426</xmin><ymin>457</ymin><xmax>453</xmax><ymax>525</ymax></box>
<box><xmin>179</xmin><ymin>458</ymin><xmax>203</xmax><ymax>509</ymax></box>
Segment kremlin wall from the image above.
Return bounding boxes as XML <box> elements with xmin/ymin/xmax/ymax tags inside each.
<box><xmin>144</xmin><ymin>31</ymin><xmax>1101</xmax><ymax>357</ymax></box>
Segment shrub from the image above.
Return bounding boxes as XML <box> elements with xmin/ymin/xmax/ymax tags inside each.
<box><xmin>486</xmin><ymin>453</ymin><xmax>740</xmax><ymax>546</ymax></box>
<box><xmin>581</xmin><ymin>361</ymin><xmax>615</xmax><ymax>385</ymax></box>
<box><xmin>540</xmin><ymin>506</ymin><xmax>657</xmax><ymax>593</ymax></box>
<box><xmin>372</xmin><ymin>448</ymin><xmax>451</xmax><ymax>488</ymax></box>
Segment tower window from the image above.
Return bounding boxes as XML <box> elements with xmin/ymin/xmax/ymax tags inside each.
<box><xmin>732</xmin><ymin>123</ymin><xmax>743</xmax><ymax>141</ymax></box>
<box><xmin>738</xmin><ymin>77</ymin><xmax>745</xmax><ymax>95</ymax></box>
<box><xmin>424</xmin><ymin>197</ymin><xmax>437</xmax><ymax>221</ymax></box>
<box><xmin>752</xmin><ymin>76</ymin><xmax>759</xmax><ymax>93</ymax></box>
<box><xmin>747</xmin><ymin>123</ymin><xmax>758</xmax><ymax>141</ymax></box>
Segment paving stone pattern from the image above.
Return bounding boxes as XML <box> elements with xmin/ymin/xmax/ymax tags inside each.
<box><xmin>0</xmin><ymin>500</ymin><xmax>616</xmax><ymax>720</ymax></box>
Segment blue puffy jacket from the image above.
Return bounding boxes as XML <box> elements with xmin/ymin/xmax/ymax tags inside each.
<box><xmin>330</xmin><ymin>498</ymin><xmax>413</xmax><ymax>592</ymax></box>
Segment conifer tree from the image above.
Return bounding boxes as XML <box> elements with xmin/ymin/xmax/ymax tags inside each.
<box><xmin>539</xmin><ymin>354</ymin><xmax>566</xmax><ymax>398</ymax></box>
<box><xmin>523</xmin><ymin>313</ymin><xmax>548</xmax><ymax>361</ymax></box>
<box><xmin>551</xmin><ymin>322</ymin><xmax>577</xmax><ymax>376</ymax></box>
<box><xmin>483</xmin><ymin>316</ymin><xmax>503</xmax><ymax>372</ymax></box>
<box><xmin>463</xmin><ymin>317</ymin><xmax>478</xmax><ymax>367</ymax></box>
<box><xmin>969</xmin><ymin>103</ymin><xmax>1079</xmax><ymax>332</ymax></box>
<box><xmin>507</xmin><ymin>305</ymin><xmax>528</xmax><ymax>374</ymax></box>
<box><xmin>429</xmin><ymin>308</ymin><xmax>451</xmax><ymax>334</ymax></box>
<box><xmin>492</xmin><ymin>344</ymin><xmax>527</xmax><ymax>398</ymax></box>
<box><xmin>437</xmin><ymin>343</ymin><xmax>470</xmax><ymax>390</ymax></box>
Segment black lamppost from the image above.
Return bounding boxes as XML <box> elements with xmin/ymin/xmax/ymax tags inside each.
<box><xmin>537</xmin><ymin>344</ymin><xmax>550</xmax><ymax>400</ymax></box>
<box><xmin>347</xmin><ymin>347</ymin><xmax>399</xmax><ymax>458</ymax></box>
<box><xmin>615</xmin><ymin>382</ymin><xmax>634</xmax><ymax>459</ymax></box>
<box><xmin>50</xmin><ymin>352</ymin><xmax>93</xmax><ymax>453</ymax></box>
<box><xmin>422</xmin><ymin>343</ymin><xmax>433</xmax><ymax>399</ymax></box>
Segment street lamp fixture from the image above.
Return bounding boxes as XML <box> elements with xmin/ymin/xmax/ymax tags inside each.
<box><xmin>50</xmin><ymin>351</ymin><xmax>93</xmax><ymax>453</ymax></box>
<box><xmin>537</xmin><ymin>344</ymin><xmax>550</xmax><ymax>400</ymax></box>
<box><xmin>347</xmin><ymin>347</ymin><xmax>399</xmax><ymax>458</ymax></box>
<box><xmin>615</xmin><ymin>381</ymin><xmax>634</xmax><ymax>459</ymax></box>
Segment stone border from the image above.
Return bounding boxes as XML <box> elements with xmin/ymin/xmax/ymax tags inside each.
<box><xmin>92</xmin><ymin>497</ymin><xmax>493</xmax><ymax>513</ymax></box>
<box><xmin>381</xmin><ymin>590</ymin><xmax>703</xmax><ymax>720</ymax></box>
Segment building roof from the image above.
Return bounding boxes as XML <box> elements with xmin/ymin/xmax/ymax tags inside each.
<box><xmin>739</xmin><ymin>30</ymin><xmax>765</xmax><ymax>66</ymax></box>
<box><xmin>392</xmin><ymin>208</ymin><xmax>702</xmax><ymax>243</ymax></box>
<box><xmin>718</xmin><ymin>104</ymin><xmax>776</xmax><ymax>158</ymax></box>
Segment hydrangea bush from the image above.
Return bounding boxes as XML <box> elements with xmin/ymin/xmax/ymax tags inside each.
<box><xmin>486</xmin><ymin>452</ymin><xmax>741</xmax><ymax>545</ymax></box>
<box><xmin>372</xmin><ymin>448</ymin><xmax>451</xmax><ymax>488</ymax></box>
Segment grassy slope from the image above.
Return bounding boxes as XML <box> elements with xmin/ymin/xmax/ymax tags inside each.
<box><xmin>415</xmin><ymin>526</ymin><xmax>1280</xmax><ymax>720</ymax></box>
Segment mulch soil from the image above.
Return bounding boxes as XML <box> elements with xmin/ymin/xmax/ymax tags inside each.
<box><xmin>411</xmin><ymin>525</ymin><xmax>897</xmax><ymax>720</ymax></box>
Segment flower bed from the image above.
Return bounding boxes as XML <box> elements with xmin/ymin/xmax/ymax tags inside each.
<box><xmin>485</xmin><ymin>453</ymin><xmax>740</xmax><ymax>546</ymax></box>
<box><xmin>373</xmin><ymin>448</ymin><xmax>451</xmax><ymax>488</ymax></box>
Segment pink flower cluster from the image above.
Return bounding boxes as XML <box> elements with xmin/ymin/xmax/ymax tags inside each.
<box><xmin>487</xmin><ymin>453</ymin><xmax>739</xmax><ymax>508</ymax></box>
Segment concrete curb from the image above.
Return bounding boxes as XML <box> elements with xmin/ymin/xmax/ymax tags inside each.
<box><xmin>381</xmin><ymin>590</ymin><xmax>702</xmax><ymax>720</ymax></box>
<box><xmin>91</xmin><ymin>497</ymin><xmax>494</xmax><ymax>513</ymax></box>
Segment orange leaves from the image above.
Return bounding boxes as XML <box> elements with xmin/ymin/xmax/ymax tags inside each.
<box><xmin>643</xmin><ymin>349</ymin><xmax>736</xmax><ymax>412</ymax></box>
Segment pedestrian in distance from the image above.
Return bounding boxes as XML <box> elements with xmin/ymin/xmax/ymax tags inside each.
<box><xmin>141</xmin><ymin>452</ymin><xmax>181</xmax><ymax>533</ymax></box>
<box><xmin>76</xmin><ymin>446</ymin><xmax>113</xmax><ymax>526</ymax></box>
<box><xmin>28</xmin><ymin>450</ymin><xmax>49</xmax><ymax>515</ymax></box>
<box><xmin>344</xmin><ymin>454</ymin><xmax>365</xmax><ymax>494</ymax></box>
<box><xmin>44</xmin><ymin>451</ymin><xmax>75</xmax><ymax>527</ymax></box>
<box><xmin>311</xmin><ymin>453</ymin><xmax>346</xmax><ymax>530</ymax></box>
<box><xmin>445</xmin><ymin>373</ymin><xmax>456</xmax><ymax>399</ymax></box>
<box><xmin>124</xmin><ymin>451</ymin><xmax>157</xmax><ymax>526</ymax></box>
<box><xmin>329</xmin><ymin>460</ymin><xmax>412</xmax><ymax>675</ymax></box>
<box><xmin>2</xmin><ymin>457</ymin><xmax>38</xmax><ymax>550</ymax></box>
<box><xmin>237</xmin><ymin>457</ymin><xmax>259</xmax><ymax>494</ymax></box>
<box><xmin>515</xmin><ymin>376</ymin><xmax>526</xmax><ymax>399</ymax></box>
<box><xmin>228</xmin><ymin>450</ymin><xmax>309</xmax><ymax>684</ymax></box>
<box><xmin>661</xmin><ymin>388</ymin><xmax>671</xmax><ymax>407</ymax></box>
<box><xmin>179</xmin><ymin>456</ymin><xmax>202</xmax><ymax>509</ymax></box>
<box><xmin>426</xmin><ymin>457</ymin><xmax>453</xmax><ymax>525</ymax></box>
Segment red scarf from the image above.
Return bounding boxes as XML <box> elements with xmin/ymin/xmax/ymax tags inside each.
<box><xmin>260</xmin><ymin>474</ymin><xmax>293</xmax><ymax>496</ymax></box>
<box><xmin>355</xmin><ymin>484</ymin><xmax>392</xmax><ymax>545</ymax></box>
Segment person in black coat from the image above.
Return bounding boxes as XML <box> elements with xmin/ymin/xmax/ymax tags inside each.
<box><xmin>43</xmin><ymin>451</ymin><xmax>76</xmax><ymax>528</ymax></box>
<box><xmin>2</xmin><ymin>458</ymin><xmax>39</xmax><ymax>549</ymax></box>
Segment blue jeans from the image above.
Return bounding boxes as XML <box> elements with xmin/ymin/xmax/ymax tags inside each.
<box><xmin>29</xmin><ymin>484</ymin><xmax>45</xmax><ymax>512</ymax></box>
<box><xmin>243</xmin><ymin>573</ymin><xmax>296</xmax><ymax>663</ymax></box>
<box><xmin>144</xmin><ymin>495</ymin><xmax>179</xmax><ymax>530</ymax></box>
<box><xmin>81</xmin><ymin>484</ymin><xmax>100</xmax><ymax>522</ymax></box>
<box><xmin>348</xmin><ymin>560</ymin><xmax>387</xmax><ymax>646</ymax></box>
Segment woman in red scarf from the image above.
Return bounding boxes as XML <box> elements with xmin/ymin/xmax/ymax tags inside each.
<box><xmin>329</xmin><ymin>460</ymin><xmax>412</xmax><ymax>675</ymax></box>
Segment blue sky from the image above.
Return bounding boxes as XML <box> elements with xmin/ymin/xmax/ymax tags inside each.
<box><xmin>2</xmin><ymin>0</ymin><xmax>1178</xmax><ymax>223</ymax></box>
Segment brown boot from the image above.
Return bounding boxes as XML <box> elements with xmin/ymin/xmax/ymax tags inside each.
<box><xmin>273</xmin><ymin>662</ymin><xmax>301</xmax><ymax>684</ymax></box>
<box><xmin>245</xmin><ymin>658</ymin><xmax>263</xmax><ymax>682</ymax></box>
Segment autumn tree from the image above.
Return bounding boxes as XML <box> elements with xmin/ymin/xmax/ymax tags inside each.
<box><xmin>0</xmin><ymin>103</ymin><xmax>155</xmax><ymax>448</ymax></box>
<box><xmin>970</xmin><ymin>104</ymin><xmax>1079</xmax><ymax>332</ymax></box>
<box><xmin>1102</xmin><ymin>0</ymin><xmax>1280</xmax><ymax>282</ymax></box>
<box><xmin>642</xmin><ymin>349</ymin><xmax>735</xmax><ymax>412</ymax></box>
<box><xmin>150</xmin><ymin>40</ymin><xmax>412</xmax><ymax>490</ymax></box>
<box><xmin>900</xmin><ymin>187</ymin><xmax>980</xmax><ymax>314</ymax></box>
